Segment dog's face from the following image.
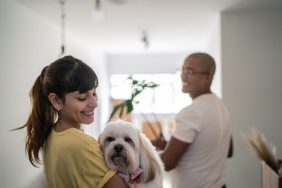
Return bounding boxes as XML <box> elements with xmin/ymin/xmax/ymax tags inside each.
<box><xmin>99</xmin><ymin>120</ymin><xmax>141</xmax><ymax>173</ymax></box>
<box><xmin>99</xmin><ymin>120</ymin><xmax>163</xmax><ymax>184</ymax></box>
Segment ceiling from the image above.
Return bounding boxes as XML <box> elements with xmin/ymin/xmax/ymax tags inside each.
<box><xmin>14</xmin><ymin>0</ymin><xmax>282</xmax><ymax>53</ymax></box>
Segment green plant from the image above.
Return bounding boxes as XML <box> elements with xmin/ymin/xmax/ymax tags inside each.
<box><xmin>108</xmin><ymin>75</ymin><xmax>159</xmax><ymax>121</ymax></box>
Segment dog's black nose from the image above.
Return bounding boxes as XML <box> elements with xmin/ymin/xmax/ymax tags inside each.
<box><xmin>114</xmin><ymin>144</ymin><xmax>123</xmax><ymax>152</ymax></box>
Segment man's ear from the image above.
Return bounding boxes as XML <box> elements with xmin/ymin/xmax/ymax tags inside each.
<box><xmin>48</xmin><ymin>93</ymin><xmax>63</xmax><ymax>111</ymax></box>
<box><xmin>205</xmin><ymin>73</ymin><xmax>213</xmax><ymax>86</ymax></box>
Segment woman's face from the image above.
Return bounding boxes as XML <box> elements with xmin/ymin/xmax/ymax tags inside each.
<box><xmin>59</xmin><ymin>88</ymin><xmax>98</xmax><ymax>128</ymax></box>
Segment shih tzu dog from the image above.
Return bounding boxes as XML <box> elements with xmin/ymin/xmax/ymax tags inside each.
<box><xmin>99</xmin><ymin>120</ymin><xmax>164</xmax><ymax>188</ymax></box>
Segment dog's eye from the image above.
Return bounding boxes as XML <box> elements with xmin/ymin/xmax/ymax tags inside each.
<box><xmin>106</xmin><ymin>137</ymin><xmax>115</xmax><ymax>142</ymax></box>
<box><xmin>124</xmin><ymin>137</ymin><xmax>132</xmax><ymax>143</ymax></box>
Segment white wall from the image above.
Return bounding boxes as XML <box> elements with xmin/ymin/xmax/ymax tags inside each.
<box><xmin>107</xmin><ymin>52</ymin><xmax>187</xmax><ymax>75</ymax></box>
<box><xmin>0</xmin><ymin>0</ymin><xmax>108</xmax><ymax>187</ymax></box>
<box><xmin>221</xmin><ymin>9</ymin><xmax>282</xmax><ymax>188</ymax></box>
<box><xmin>205</xmin><ymin>13</ymin><xmax>222</xmax><ymax>97</ymax></box>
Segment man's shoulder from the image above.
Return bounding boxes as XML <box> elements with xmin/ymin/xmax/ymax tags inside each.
<box><xmin>176</xmin><ymin>105</ymin><xmax>200</xmax><ymax>121</ymax></box>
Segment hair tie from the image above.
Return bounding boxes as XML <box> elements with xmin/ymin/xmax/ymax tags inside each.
<box><xmin>40</xmin><ymin>66</ymin><xmax>49</xmax><ymax>83</ymax></box>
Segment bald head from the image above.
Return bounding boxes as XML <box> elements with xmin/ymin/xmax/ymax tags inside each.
<box><xmin>185</xmin><ymin>52</ymin><xmax>216</xmax><ymax>76</ymax></box>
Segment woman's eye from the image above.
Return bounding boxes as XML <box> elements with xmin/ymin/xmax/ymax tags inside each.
<box><xmin>93</xmin><ymin>93</ymin><xmax>97</xmax><ymax>98</ymax></box>
<box><xmin>77</xmin><ymin>94</ymin><xmax>87</xmax><ymax>101</ymax></box>
<box><xmin>124</xmin><ymin>137</ymin><xmax>132</xmax><ymax>143</ymax></box>
<box><xmin>78</xmin><ymin>97</ymin><xmax>86</xmax><ymax>101</ymax></box>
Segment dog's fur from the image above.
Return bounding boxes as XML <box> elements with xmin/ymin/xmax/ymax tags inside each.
<box><xmin>99</xmin><ymin>120</ymin><xmax>164</xmax><ymax>188</ymax></box>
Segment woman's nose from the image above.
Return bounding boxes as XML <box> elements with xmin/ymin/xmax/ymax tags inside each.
<box><xmin>89</xmin><ymin>96</ymin><xmax>98</xmax><ymax>108</ymax></box>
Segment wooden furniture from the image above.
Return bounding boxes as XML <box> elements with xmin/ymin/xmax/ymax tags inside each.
<box><xmin>262</xmin><ymin>161</ymin><xmax>282</xmax><ymax>188</ymax></box>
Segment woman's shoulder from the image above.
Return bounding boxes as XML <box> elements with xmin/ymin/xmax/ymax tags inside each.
<box><xmin>57</xmin><ymin>128</ymin><xmax>100</xmax><ymax>151</ymax></box>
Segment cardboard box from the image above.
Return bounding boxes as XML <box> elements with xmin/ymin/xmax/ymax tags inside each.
<box><xmin>262</xmin><ymin>161</ymin><xmax>282</xmax><ymax>188</ymax></box>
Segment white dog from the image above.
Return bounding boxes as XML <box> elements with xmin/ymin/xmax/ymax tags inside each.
<box><xmin>99</xmin><ymin>120</ymin><xmax>164</xmax><ymax>188</ymax></box>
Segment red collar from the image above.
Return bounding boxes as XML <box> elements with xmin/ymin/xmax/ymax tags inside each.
<box><xmin>128</xmin><ymin>168</ymin><xmax>143</xmax><ymax>184</ymax></box>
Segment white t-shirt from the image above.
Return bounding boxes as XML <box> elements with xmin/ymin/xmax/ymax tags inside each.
<box><xmin>171</xmin><ymin>93</ymin><xmax>232</xmax><ymax>188</ymax></box>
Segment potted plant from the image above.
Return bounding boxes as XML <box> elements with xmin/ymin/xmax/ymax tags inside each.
<box><xmin>108</xmin><ymin>75</ymin><xmax>161</xmax><ymax>138</ymax></box>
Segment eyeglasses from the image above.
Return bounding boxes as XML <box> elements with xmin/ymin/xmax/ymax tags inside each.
<box><xmin>182</xmin><ymin>68</ymin><xmax>210</xmax><ymax>76</ymax></box>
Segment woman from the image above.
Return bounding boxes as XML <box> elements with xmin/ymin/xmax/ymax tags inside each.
<box><xmin>20</xmin><ymin>56</ymin><xmax>128</xmax><ymax>188</ymax></box>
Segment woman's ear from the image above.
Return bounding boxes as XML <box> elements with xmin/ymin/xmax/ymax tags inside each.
<box><xmin>48</xmin><ymin>93</ymin><xmax>63</xmax><ymax>111</ymax></box>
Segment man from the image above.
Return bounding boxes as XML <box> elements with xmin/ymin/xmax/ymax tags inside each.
<box><xmin>152</xmin><ymin>52</ymin><xmax>233</xmax><ymax>188</ymax></box>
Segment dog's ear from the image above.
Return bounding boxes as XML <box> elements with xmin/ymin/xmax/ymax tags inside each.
<box><xmin>138</xmin><ymin>131</ymin><xmax>163</xmax><ymax>183</ymax></box>
<box><xmin>98</xmin><ymin>134</ymin><xmax>103</xmax><ymax>146</ymax></box>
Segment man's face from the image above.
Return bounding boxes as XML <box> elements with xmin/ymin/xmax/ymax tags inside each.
<box><xmin>181</xmin><ymin>57</ymin><xmax>210</xmax><ymax>97</ymax></box>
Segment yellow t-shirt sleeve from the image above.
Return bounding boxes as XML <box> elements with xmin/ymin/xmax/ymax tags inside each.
<box><xmin>76</xmin><ymin>133</ymin><xmax>116</xmax><ymax>188</ymax></box>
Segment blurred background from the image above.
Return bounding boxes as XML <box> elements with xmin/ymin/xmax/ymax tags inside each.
<box><xmin>0</xmin><ymin>0</ymin><xmax>282</xmax><ymax>187</ymax></box>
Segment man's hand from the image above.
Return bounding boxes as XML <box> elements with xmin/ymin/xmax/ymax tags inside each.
<box><xmin>151</xmin><ymin>134</ymin><xmax>167</xmax><ymax>150</ymax></box>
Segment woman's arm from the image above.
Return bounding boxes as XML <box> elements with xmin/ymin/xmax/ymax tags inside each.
<box><xmin>103</xmin><ymin>174</ymin><xmax>129</xmax><ymax>188</ymax></box>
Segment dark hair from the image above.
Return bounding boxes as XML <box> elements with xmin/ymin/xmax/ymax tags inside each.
<box><xmin>188</xmin><ymin>52</ymin><xmax>216</xmax><ymax>76</ymax></box>
<box><xmin>20</xmin><ymin>55</ymin><xmax>98</xmax><ymax>167</ymax></box>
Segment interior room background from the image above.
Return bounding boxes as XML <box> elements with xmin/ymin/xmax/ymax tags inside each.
<box><xmin>1</xmin><ymin>0</ymin><xmax>282</xmax><ymax>187</ymax></box>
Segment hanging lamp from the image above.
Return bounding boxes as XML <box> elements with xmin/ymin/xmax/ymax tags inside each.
<box><xmin>58</xmin><ymin>0</ymin><xmax>66</xmax><ymax>57</ymax></box>
<box><xmin>141</xmin><ymin>30</ymin><xmax>149</xmax><ymax>49</ymax></box>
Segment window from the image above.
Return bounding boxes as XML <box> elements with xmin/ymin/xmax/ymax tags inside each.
<box><xmin>110</xmin><ymin>72</ymin><xmax>191</xmax><ymax>114</ymax></box>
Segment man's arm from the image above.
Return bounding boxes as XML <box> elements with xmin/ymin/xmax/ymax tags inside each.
<box><xmin>160</xmin><ymin>137</ymin><xmax>190</xmax><ymax>171</ymax></box>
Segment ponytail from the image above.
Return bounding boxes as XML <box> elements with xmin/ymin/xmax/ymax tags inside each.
<box><xmin>22</xmin><ymin>73</ymin><xmax>56</xmax><ymax>167</ymax></box>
